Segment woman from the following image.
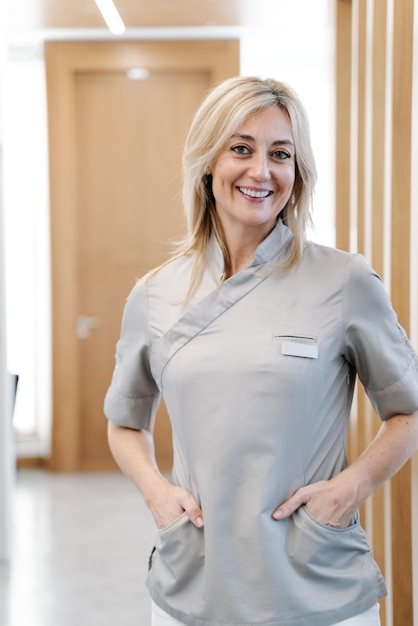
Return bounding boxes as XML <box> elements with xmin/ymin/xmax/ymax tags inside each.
<box><xmin>104</xmin><ymin>76</ymin><xmax>418</xmax><ymax>626</ymax></box>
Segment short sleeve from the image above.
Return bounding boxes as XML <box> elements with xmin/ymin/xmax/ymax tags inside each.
<box><xmin>104</xmin><ymin>279</ymin><xmax>161</xmax><ymax>429</ymax></box>
<box><xmin>343</xmin><ymin>254</ymin><xmax>418</xmax><ymax>420</ymax></box>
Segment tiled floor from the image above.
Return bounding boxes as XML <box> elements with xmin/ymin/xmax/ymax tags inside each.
<box><xmin>0</xmin><ymin>469</ymin><xmax>156</xmax><ymax>626</ymax></box>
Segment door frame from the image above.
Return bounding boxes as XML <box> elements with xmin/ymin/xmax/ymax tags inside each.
<box><xmin>45</xmin><ymin>39</ymin><xmax>240</xmax><ymax>472</ymax></box>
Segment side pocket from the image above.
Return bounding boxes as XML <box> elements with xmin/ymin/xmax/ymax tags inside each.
<box><xmin>287</xmin><ymin>505</ymin><xmax>386</xmax><ymax>605</ymax></box>
<box><xmin>157</xmin><ymin>511</ymin><xmax>189</xmax><ymax>536</ymax></box>
<box><xmin>148</xmin><ymin>545</ymin><xmax>156</xmax><ymax>571</ymax></box>
<box><xmin>302</xmin><ymin>504</ymin><xmax>359</xmax><ymax>531</ymax></box>
<box><xmin>147</xmin><ymin>511</ymin><xmax>205</xmax><ymax>600</ymax></box>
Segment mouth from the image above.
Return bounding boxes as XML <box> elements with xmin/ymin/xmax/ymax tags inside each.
<box><xmin>238</xmin><ymin>186</ymin><xmax>273</xmax><ymax>199</ymax></box>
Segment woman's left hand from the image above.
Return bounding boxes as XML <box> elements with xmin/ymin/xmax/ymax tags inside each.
<box><xmin>272</xmin><ymin>412</ymin><xmax>418</xmax><ymax>528</ymax></box>
<box><xmin>272</xmin><ymin>474</ymin><xmax>358</xmax><ymax>528</ymax></box>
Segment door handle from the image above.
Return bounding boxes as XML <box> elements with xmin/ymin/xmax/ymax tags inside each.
<box><xmin>76</xmin><ymin>315</ymin><xmax>102</xmax><ymax>339</ymax></box>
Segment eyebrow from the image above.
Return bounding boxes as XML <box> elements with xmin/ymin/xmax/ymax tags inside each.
<box><xmin>230</xmin><ymin>133</ymin><xmax>295</xmax><ymax>148</ymax></box>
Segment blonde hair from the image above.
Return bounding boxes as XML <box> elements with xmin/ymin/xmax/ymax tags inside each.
<box><xmin>155</xmin><ymin>76</ymin><xmax>317</xmax><ymax>296</ymax></box>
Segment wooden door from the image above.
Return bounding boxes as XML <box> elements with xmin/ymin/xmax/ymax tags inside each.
<box><xmin>45</xmin><ymin>40</ymin><xmax>239</xmax><ymax>472</ymax></box>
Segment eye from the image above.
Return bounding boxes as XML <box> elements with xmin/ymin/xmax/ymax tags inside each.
<box><xmin>272</xmin><ymin>149</ymin><xmax>291</xmax><ymax>160</ymax></box>
<box><xmin>232</xmin><ymin>144</ymin><xmax>251</xmax><ymax>155</ymax></box>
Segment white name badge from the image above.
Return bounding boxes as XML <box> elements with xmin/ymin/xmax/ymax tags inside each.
<box><xmin>281</xmin><ymin>340</ymin><xmax>319</xmax><ymax>359</ymax></box>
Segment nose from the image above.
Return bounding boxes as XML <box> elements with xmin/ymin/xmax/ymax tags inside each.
<box><xmin>249</xmin><ymin>152</ymin><xmax>271</xmax><ymax>181</ymax></box>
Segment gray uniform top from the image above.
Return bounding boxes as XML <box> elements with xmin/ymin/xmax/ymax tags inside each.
<box><xmin>104</xmin><ymin>220</ymin><xmax>418</xmax><ymax>626</ymax></box>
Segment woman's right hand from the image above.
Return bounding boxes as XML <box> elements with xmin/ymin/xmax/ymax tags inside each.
<box><xmin>107</xmin><ymin>422</ymin><xmax>204</xmax><ymax>530</ymax></box>
<box><xmin>147</xmin><ymin>478</ymin><xmax>204</xmax><ymax>530</ymax></box>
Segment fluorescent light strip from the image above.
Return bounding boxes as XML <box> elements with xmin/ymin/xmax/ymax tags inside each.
<box><xmin>94</xmin><ymin>0</ymin><xmax>126</xmax><ymax>35</ymax></box>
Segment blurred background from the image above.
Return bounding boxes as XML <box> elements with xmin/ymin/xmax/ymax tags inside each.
<box><xmin>0</xmin><ymin>1</ymin><xmax>417</xmax><ymax>625</ymax></box>
<box><xmin>2</xmin><ymin>0</ymin><xmax>334</xmax><ymax>470</ymax></box>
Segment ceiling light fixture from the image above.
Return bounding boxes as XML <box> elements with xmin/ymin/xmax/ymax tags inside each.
<box><xmin>94</xmin><ymin>0</ymin><xmax>126</xmax><ymax>35</ymax></box>
<box><xmin>126</xmin><ymin>68</ymin><xmax>150</xmax><ymax>80</ymax></box>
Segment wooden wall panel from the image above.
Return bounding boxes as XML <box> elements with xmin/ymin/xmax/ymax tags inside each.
<box><xmin>371</xmin><ymin>0</ymin><xmax>387</xmax><ymax>277</ymax></box>
<box><xmin>390</xmin><ymin>2</ymin><xmax>414</xmax><ymax>622</ymax></box>
<box><xmin>336</xmin><ymin>1</ymin><xmax>417</xmax><ymax>624</ymax></box>
<box><xmin>336</xmin><ymin>0</ymin><xmax>352</xmax><ymax>253</ymax></box>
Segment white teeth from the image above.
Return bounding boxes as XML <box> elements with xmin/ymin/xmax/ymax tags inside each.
<box><xmin>239</xmin><ymin>187</ymin><xmax>271</xmax><ymax>198</ymax></box>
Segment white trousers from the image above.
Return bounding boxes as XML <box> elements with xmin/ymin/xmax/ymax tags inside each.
<box><xmin>151</xmin><ymin>601</ymin><xmax>380</xmax><ymax>626</ymax></box>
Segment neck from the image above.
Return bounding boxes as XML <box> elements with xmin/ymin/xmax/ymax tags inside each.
<box><xmin>222</xmin><ymin>223</ymin><xmax>275</xmax><ymax>278</ymax></box>
<box><xmin>226</xmin><ymin>250</ymin><xmax>255</xmax><ymax>277</ymax></box>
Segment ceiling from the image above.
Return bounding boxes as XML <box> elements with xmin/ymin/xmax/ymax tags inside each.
<box><xmin>7</xmin><ymin>0</ymin><xmax>248</xmax><ymax>31</ymax></box>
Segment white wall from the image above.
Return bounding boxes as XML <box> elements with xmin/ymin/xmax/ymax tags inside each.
<box><xmin>0</xmin><ymin>0</ymin><xmax>15</xmax><ymax>561</ymax></box>
<box><xmin>0</xmin><ymin>151</ymin><xmax>15</xmax><ymax>562</ymax></box>
<box><xmin>3</xmin><ymin>49</ymin><xmax>51</xmax><ymax>459</ymax></box>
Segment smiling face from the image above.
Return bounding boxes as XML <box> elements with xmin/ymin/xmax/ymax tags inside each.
<box><xmin>210</xmin><ymin>106</ymin><xmax>296</xmax><ymax>243</ymax></box>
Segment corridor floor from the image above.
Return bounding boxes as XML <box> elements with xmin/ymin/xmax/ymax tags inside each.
<box><xmin>0</xmin><ymin>469</ymin><xmax>156</xmax><ymax>626</ymax></box>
